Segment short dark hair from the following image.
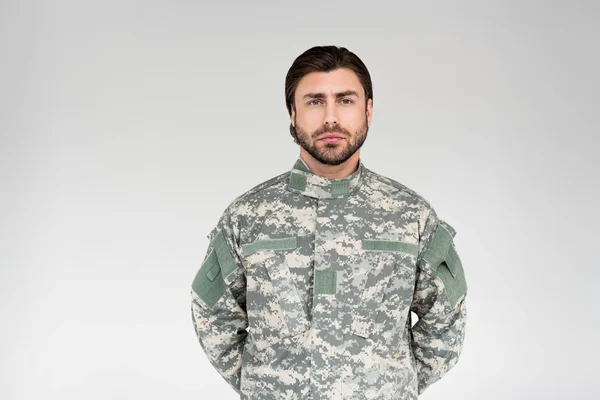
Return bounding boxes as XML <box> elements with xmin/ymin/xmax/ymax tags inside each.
<box><xmin>284</xmin><ymin>46</ymin><xmax>373</xmax><ymax>116</ymax></box>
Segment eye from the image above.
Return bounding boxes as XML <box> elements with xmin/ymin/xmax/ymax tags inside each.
<box><xmin>307</xmin><ymin>99</ymin><xmax>322</xmax><ymax>106</ymax></box>
<box><xmin>340</xmin><ymin>98</ymin><xmax>353</xmax><ymax>104</ymax></box>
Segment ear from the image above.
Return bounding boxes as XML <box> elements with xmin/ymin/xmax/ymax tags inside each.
<box><xmin>366</xmin><ymin>98</ymin><xmax>373</xmax><ymax>125</ymax></box>
<box><xmin>290</xmin><ymin>105</ymin><xmax>296</xmax><ymax>127</ymax></box>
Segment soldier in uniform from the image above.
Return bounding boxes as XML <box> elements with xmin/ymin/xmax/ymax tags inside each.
<box><xmin>190</xmin><ymin>45</ymin><xmax>467</xmax><ymax>399</ymax></box>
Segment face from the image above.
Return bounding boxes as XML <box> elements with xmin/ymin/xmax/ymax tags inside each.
<box><xmin>290</xmin><ymin>68</ymin><xmax>373</xmax><ymax>166</ymax></box>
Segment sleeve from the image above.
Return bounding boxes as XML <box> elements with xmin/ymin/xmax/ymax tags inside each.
<box><xmin>190</xmin><ymin>207</ymin><xmax>248</xmax><ymax>395</ymax></box>
<box><xmin>410</xmin><ymin>207</ymin><xmax>468</xmax><ymax>395</ymax></box>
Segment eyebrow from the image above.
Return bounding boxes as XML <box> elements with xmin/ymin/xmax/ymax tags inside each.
<box><xmin>302</xmin><ymin>90</ymin><xmax>360</xmax><ymax>100</ymax></box>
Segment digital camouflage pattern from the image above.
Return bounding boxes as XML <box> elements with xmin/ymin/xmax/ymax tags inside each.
<box><xmin>191</xmin><ymin>156</ymin><xmax>467</xmax><ymax>399</ymax></box>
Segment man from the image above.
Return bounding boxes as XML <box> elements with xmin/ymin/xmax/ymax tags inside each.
<box><xmin>191</xmin><ymin>45</ymin><xmax>467</xmax><ymax>400</ymax></box>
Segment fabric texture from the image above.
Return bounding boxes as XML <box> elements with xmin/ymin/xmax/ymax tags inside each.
<box><xmin>190</xmin><ymin>156</ymin><xmax>468</xmax><ymax>399</ymax></box>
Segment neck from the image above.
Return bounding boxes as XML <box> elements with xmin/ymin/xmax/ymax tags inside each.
<box><xmin>299</xmin><ymin>149</ymin><xmax>360</xmax><ymax>179</ymax></box>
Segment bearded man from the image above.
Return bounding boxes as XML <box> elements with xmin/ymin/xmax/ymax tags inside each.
<box><xmin>191</xmin><ymin>45</ymin><xmax>468</xmax><ymax>400</ymax></box>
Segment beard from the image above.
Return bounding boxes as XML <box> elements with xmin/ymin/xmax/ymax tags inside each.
<box><xmin>289</xmin><ymin>113</ymin><xmax>369</xmax><ymax>166</ymax></box>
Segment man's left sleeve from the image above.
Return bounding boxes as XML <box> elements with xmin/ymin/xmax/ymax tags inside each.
<box><xmin>410</xmin><ymin>209</ymin><xmax>468</xmax><ymax>395</ymax></box>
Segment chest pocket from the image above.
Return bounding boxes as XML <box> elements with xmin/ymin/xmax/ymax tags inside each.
<box><xmin>350</xmin><ymin>238</ymin><xmax>418</xmax><ymax>340</ymax></box>
<box><xmin>241</xmin><ymin>236</ymin><xmax>311</xmax><ymax>363</ymax></box>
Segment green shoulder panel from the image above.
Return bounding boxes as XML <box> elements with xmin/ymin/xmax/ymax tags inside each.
<box><xmin>422</xmin><ymin>220</ymin><xmax>467</xmax><ymax>308</ymax></box>
<box><xmin>422</xmin><ymin>222</ymin><xmax>453</xmax><ymax>271</ymax></box>
<box><xmin>192</xmin><ymin>228</ymin><xmax>240</xmax><ymax>308</ymax></box>
<box><xmin>192</xmin><ymin>246</ymin><xmax>226</xmax><ymax>308</ymax></box>
<box><xmin>211</xmin><ymin>230</ymin><xmax>239</xmax><ymax>283</ymax></box>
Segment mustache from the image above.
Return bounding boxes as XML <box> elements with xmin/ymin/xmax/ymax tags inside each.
<box><xmin>313</xmin><ymin>125</ymin><xmax>350</xmax><ymax>137</ymax></box>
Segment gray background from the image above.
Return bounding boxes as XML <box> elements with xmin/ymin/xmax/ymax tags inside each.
<box><xmin>2</xmin><ymin>1</ymin><xmax>599</xmax><ymax>399</ymax></box>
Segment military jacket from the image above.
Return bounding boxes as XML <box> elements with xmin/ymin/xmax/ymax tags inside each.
<box><xmin>191</xmin><ymin>156</ymin><xmax>467</xmax><ymax>399</ymax></box>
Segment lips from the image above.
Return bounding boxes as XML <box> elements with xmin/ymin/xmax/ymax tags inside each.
<box><xmin>320</xmin><ymin>135</ymin><xmax>343</xmax><ymax>143</ymax></box>
<box><xmin>319</xmin><ymin>134</ymin><xmax>343</xmax><ymax>140</ymax></box>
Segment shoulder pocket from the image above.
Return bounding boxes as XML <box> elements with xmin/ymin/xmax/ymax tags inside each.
<box><xmin>423</xmin><ymin>221</ymin><xmax>467</xmax><ymax>308</ymax></box>
<box><xmin>192</xmin><ymin>248</ymin><xmax>225</xmax><ymax>308</ymax></box>
<box><xmin>192</xmin><ymin>230</ymin><xmax>240</xmax><ymax>309</ymax></box>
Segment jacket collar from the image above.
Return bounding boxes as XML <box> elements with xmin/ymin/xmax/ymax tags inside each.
<box><xmin>287</xmin><ymin>156</ymin><xmax>365</xmax><ymax>199</ymax></box>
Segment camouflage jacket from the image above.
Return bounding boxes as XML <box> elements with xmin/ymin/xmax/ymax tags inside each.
<box><xmin>191</xmin><ymin>156</ymin><xmax>467</xmax><ymax>399</ymax></box>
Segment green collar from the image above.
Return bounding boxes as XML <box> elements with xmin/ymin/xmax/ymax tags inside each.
<box><xmin>287</xmin><ymin>156</ymin><xmax>365</xmax><ymax>199</ymax></box>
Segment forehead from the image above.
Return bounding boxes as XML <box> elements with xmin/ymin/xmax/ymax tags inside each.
<box><xmin>295</xmin><ymin>68</ymin><xmax>363</xmax><ymax>98</ymax></box>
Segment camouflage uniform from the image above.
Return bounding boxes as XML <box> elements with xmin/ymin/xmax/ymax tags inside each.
<box><xmin>191</xmin><ymin>156</ymin><xmax>467</xmax><ymax>399</ymax></box>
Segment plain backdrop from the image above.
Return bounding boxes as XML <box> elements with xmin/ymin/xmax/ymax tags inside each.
<box><xmin>2</xmin><ymin>1</ymin><xmax>599</xmax><ymax>399</ymax></box>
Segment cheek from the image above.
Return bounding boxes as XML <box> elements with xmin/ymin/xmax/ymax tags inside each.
<box><xmin>341</xmin><ymin>109</ymin><xmax>367</xmax><ymax>128</ymax></box>
<box><xmin>297</xmin><ymin>113</ymin><xmax>321</xmax><ymax>131</ymax></box>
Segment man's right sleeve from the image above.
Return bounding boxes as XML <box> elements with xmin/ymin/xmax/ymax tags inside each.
<box><xmin>190</xmin><ymin>209</ymin><xmax>248</xmax><ymax>395</ymax></box>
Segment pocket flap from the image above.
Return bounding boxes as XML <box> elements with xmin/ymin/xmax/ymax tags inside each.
<box><xmin>424</xmin><ymin>221</ymin><xmax>467</xmax><ymax>308</ymax></box>
<box><xmin>211</xmin><ymin>230</ymin><xmax>239</xmax><ymax>284</ymax></box>
<box><xmin>192</xmin><ymin>248</ymin><xmax>226</xmax><ymax>308</ymax></box>
<box><xmin>422</xmin><ymin>223</ymin><xmax>453</xmax><ymax>270</ymax></box>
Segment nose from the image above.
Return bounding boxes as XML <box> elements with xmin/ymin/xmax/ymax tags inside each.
<box><xmin>323</xmin><ymin>103</ymin><xmax>339</xmax><ymax>127</ymax></box>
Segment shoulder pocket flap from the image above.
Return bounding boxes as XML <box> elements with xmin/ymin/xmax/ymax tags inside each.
<box><xmin>427</xmin><ymin>224</ymin><xmax>467</xmax><ymax>308</ymax></box>
<box><xmin>439</xmin><ymin>219</ymin><xmax>457</xmax><ymax>238</ymax></box>
<box><xmin>205</xmin><ymin>261</ymin><xmax>221</xmax><ymax>281</ymax></box>
<box><xmin>361</xmin><ymin>239</ymin><xmax>418</xmax><ymax>255</ymax></box>
<box><xmin>241</xmin><ymin>236</ymin><xmax>298</xmax><ymax>256</ymax></box>
<box><xmin>192</xmin><ymin>248</ymin><xmax>225</xmax><ymax>308</ymax></box>
<box><xmin>212</xmin><ymin>230</ymin><xmax>239</xmax><ymax>283</ymax></box>
<box><xmin>437</xmin><ymin>253</ymin><xmax>467</xmax><ymax>308</ymax></box>
<box><xmin>423</xmin><ymin>223</ymin><xmax>453</xmax><ymax>269</ymax></box>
